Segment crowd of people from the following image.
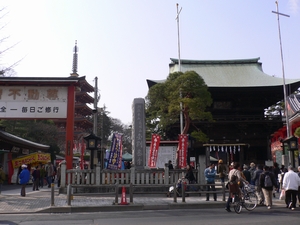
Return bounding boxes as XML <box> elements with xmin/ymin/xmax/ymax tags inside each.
<box><xmin>18</xmin><ymin>161</ymin><xmax>62</xmax><ymax>197</ymax></box>
<box><xmin>223</xmin><ymin>161</ymin><xmax>300</xmax><ymax>212</ymax></box>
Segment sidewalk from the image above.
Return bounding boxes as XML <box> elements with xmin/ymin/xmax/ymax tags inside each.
<box><xmin>0</xmin><ymin>185</ymin><xmax>287</xmax><ymax>214</ymax></box>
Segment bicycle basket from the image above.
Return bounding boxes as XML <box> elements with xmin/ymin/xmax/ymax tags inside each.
<box><xmin>244</xmin><ymin>184</ymin><xmax>255</xmax><ymax>192</ymax></box>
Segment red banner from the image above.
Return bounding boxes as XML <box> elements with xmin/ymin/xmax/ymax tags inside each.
<box><xmin>148</xmin><ymin>134</ymin><xmax>161</xmax><ymax>168</ymax></box>
<box><xmin>178</xmin><ymin>134</ymin><xmax>188</xmax><ymax>168</ymax></box>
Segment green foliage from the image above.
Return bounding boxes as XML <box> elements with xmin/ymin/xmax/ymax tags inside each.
<box><xmin>145</xmin><ymin>70</ymin><xmax>212</xmax><ymax>142</ymax></box>
<box><xmin>294</xmin><ymin>127</ymin><xmax>300</xmax><ymax>138</ymax></box>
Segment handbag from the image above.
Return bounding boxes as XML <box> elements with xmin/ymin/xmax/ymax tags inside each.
<box><xmin>225</xmin><ymin>182</ymin><xmax>229</xmax><ymax>189</ymax></box>
<box><xmin>279</xmin><ymin>189</ymin><xmax>285</xmax><ymax>200</ymax></box>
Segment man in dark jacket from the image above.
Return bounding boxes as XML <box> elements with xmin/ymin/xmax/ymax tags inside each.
<box><xmin>259</xmin><ymin>166</ymin><xmax>278</xmax><ymax>209</ymax></box>
<box><xmin>252</xmin><ymin>164</ymin><xmax>264</xmax><ymax>205</ymax></box>
<box><xmin>19</xmin><ymin>164</ymin><xmax>30</xmax><ymax>197</ymax></box>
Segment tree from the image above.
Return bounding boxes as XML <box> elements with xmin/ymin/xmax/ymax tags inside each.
<box><xmin>146</xmin><ymin>71</ymin><xmax>213</xmax><ymax>166</ymax></box>
<box><xmin>146</xmin><ymin>71</ymin><xmax>212</xmax><ymax>138</ymax></box>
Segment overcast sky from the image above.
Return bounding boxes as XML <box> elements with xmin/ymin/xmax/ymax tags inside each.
<box><xmin>1</xmin><ymin>0</ymin><xmax>300</xmax><ymax>125</ymax></box>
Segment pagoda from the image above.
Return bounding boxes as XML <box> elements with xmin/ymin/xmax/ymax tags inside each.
<box><xmin>54</xmin><ymin>41</ymin><xmax>94</xmax><ymax>157</ymax></box>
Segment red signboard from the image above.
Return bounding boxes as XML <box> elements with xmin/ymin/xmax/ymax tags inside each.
<box><xmin>148</xmin><ymin>134</ymin><xmax>161</xmax><ymax>168</ymax></box>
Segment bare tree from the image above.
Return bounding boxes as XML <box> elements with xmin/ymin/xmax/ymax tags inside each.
<box><xmin>0</xmin><ymin>6</ymin><xmax>22</xmax><ymax>77</ymax></box>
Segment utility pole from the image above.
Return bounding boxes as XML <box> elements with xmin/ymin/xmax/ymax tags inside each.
<box><xmin>91</xmin><ymin>77</ymin><xmax>100</xmax><ymax>169</ymax></box>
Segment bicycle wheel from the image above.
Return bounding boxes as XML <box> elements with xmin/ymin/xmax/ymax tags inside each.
<box><xmin>244</xmin><ymin>192</ymin><xmax>258</xmax><ymax>211</ymax></box>
<box><xmin>234</xmin><ymin>202</ymin><xmax>242</xmax><ymax>214</ymax></box>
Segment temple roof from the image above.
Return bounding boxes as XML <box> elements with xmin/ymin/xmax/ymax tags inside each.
<box><xmin>0</xmin><ymin>130</ymin><xmax>50</xmax><ymax>151</ymax></box>
<box><xmin>147</xmin><ymin>57</ymin><xmax>300</xmax><ymax>88</ymax></box>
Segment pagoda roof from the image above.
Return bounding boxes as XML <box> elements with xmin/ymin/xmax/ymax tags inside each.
<box><xmin>147</xmin><ymin>57</ymin><xmax>300</xmax><ymax>88</ymax></box>
<box><xmin>78</xmin><ymin>76</ymin><xmax>94</xmax><ymax>92</ymax></box>
<box><xmin>76</xmin><ymin>91</ymin><xmax>94</xmax><ymax>104</ymax></box>
<box><xmin>75</xmin><ymin>103</ymin><xmax>93</xmax><ymax>116</ymax></box>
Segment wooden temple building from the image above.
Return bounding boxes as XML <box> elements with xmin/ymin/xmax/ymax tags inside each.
<box><xmin>147</xmin><ymin>58</ymin><xmax>300</xmax><ymax>167</ymax></box>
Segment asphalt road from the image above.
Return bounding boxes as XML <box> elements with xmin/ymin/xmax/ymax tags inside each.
<box><xmin>0</xmin><ymin>207</ymin><xmax>299</xmax><ymax>225</ymax></box>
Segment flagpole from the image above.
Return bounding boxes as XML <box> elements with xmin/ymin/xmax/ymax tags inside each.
<box><xmin>272</xmin><ymin>1</ymin><xmax>291</xmax><ymax>165</ymax></box>
<box><xmin>176</xmin><ymin>3</ymin><xmax>183</xmax><ymax>134</ymax></box>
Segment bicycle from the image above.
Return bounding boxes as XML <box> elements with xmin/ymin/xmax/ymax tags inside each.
<box><xmin>231</xmin><ymin>183</ymin><xmax>258</xmax><ymax>214</ymax></box>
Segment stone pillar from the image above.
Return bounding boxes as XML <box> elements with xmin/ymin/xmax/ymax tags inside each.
<box><xmin>198</xmin><ymin>155</ymin><xmax>206</xmax><ymax>186</ymax></box>
<box><xmin>95</xmin><ymin>164</ymin><xmax>101</xmax><ymax>185</ymax></box>
<box><xmin>130</xmin><ymin>166</ymin><xmax>135</xmax><ymax>184</ymax></box>
<box><xmin>132</xmin><ymin>98</ymin><xmax>146</xmax><ymax>169</ymax></box>
<box><xmin>60</xmin><ymin>161</ymin><xmax>66</xmax><ymax>188</ymax></box>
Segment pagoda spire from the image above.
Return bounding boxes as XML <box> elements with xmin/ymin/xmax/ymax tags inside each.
<box><xmin>70</xmin><ymin>40</ymin><xmax>79</xmax><ymax>77</ymax></box>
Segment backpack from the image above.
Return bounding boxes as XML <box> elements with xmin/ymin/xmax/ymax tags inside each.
<box><xmin>264</xmin><ymin>173</ymin><xmax>273</xmax><ymax>188</ymax></box>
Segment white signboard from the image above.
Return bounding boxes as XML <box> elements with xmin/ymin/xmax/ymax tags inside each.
<box><xmin>146</xmin><ymin>146</ymin><xmax>176</xmax><ymax>168</ymax></box>
<box><xmin>0</xmin><ymin>86</ymin><xmax>68</xmax><ymax>118</ymax></box>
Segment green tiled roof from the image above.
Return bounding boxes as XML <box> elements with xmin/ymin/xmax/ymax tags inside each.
<box><xmin>160</xmin><ymin>57</ymin><xmax>300</xmax><ymax>88</ymax></box>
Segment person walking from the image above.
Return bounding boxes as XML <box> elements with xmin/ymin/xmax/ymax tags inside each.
<box><xmin>19</xmin><ymin>164</ymin><xmax>30</xmax><ymax>197</ymax></box>
<box><xmin>204</xmin><ymin>163</ymin><xmax>217</xmax><ymax>201</ymax></box>
<box><xmin>249</xmin><ymin>162</ymin><xmax>256</xmax><ymax>185</ymax></box>
<box><xmin>39</xmin><ymin>164</ymin><xmax>46</xmax><ymax>188</ymax></box>
<box><xmin>242</xmin><ymin>165</ymin><xmax>251</xmax><ymax>183</ymax></box>
<box><xmin>0</xmin><ymin>164</ymin><xmax>6</xmax><ymax>194</ymax></box>
<box><xmin>282</xmin><ymin>165</ymin><xmax>300</xmax><ymax>210</ymax></box>
<box><xmin>259</xmin><ymin>166</ymin><xmax>278</xmax><ymax>209</ymax></box>
<box><xmin>297</xmin><ymin>166</ymin><xmax>300</xmax><ymax>207</ymax></box>
<box><xmin>252</xmin><ymin>164</ymin><xmax>264</xmax><ymax>205</ymax></box>
<box><xmin>217</xmin><ymin>159</ymin><xmax>227</xmax><ymax>183</ymax></box>
<box><xmin>32</xmin><ymin>166</ymin><xmax>40</xmax><ymax>191</ymax></box>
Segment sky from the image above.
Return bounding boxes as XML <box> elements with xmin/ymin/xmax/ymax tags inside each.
<box><xmin>1</xmin><ymin>0</ymin><xmax>300</xmax><ymax>125</ymax></box>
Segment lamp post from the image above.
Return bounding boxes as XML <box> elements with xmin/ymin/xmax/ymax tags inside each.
<box><xmin>84</xmin><ymin>133</ymin><xmax>101</xmax><ymax>169</ymax></box>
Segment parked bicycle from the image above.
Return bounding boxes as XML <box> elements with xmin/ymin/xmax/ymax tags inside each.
<box><xmin>231</xmin><ymin>182</ymin><xmax>258</xmax><ymax>214</ymax></box>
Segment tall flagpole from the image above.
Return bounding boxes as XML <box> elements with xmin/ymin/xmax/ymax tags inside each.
<box><xmin>176</xmin><ymin>3</ymin><xmax>183</xmax><ymax>134</ymax></box>
<box><xmin>272</xmin><ymin>1</ymin><xmax>291</xmax><ymax>164</ymax></box>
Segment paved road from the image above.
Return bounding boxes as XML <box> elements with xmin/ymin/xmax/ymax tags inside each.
<box><xmin>0</xmin><ymin>183</ymin><xmax>292</xmax><ymax>215</ymax></box>
<box><xmin>0</xmin><ymin>207</ymin><xmax>299</xmax><ymax>225</ymax></box>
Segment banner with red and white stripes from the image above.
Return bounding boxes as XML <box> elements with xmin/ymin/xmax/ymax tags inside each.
<box><xmin>148</xmin><ymin>134</ymin><xmax>161</xmax><ymax>168</ymax></box>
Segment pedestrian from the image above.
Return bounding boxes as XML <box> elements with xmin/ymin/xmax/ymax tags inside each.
<box><xmin>32</xmin><ymin>165</ymin><xmax>40</xmax><ymax>191</ymax></box>
<box><xmin>0</xmin><ymin>164</ymin><xmax>6</xmax><ymax>194</ymax></box>
<box><xmin>252</xmin><ymin>164</ymin><xmax>264</xmax><ymax>205</ymax></box>
<box><xmin>282</xmin><ymin>165</ymin><xmax>300</xmax><ymax>210</ymax></box>
<box><xmin>185</xmin><ymin>164</ymin><xmax>196</xmax><ymax>183</ymax></box>
<box><xmin>39</xmin><ymin>164</ymin><xmax>46</xmax><ymax>188</ymax></box>
<box><xmin>225</xmin><ymin>162</ymin><xmax>247</xmax><ymax>212</ymax></box>
<box><xmin>217</xmin><ymin>159</ymin><xmax>227</xmax><ymax>183</ymax></box>
<box><xmin>248</xmin><ymin>162</ymin><xmax>256</xmax><ymax>185</ymax></box>
<box><xmin>19</xmin><ymin>164</ymin><xmax>30</xmax><ymax>197</ymax></box>
<box><xmin>297</xmin><ymin>166</ymin><xmax>300</xmax><ymax>207</ymax></box>
<box><xmin>168</xmin><ymin>160</ymin><xmax>174</xmax><ymax>170</ymax></box>
<box><xmin>46</xmin><ymin>161</ymin><xmax>54</xmax><ymax>188</ymax></box>
<box><xmin>242</xmin><ymin>165</ymin><xmax>251</xmax><ymax>183</ymax></box>
<box><xmin>272</xmin><ymin>162</ymin><xmax>281</xmax><ymax>193</ymax></box>
<box><xmin>259</xmin><ymin>166</ymin><xmax>278</xmax><ymax>209</ymax></box>
<box><xmin>204</xmin><ymin>163</ymin><xmax>217</xmax><ymax>201</ymax></box>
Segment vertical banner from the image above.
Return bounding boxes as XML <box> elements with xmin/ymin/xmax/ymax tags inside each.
<box><xmin>178</xmin><ymin>134</ymin><xmax>188</xmax><ymax>168</ymax></box>
<box><xmin>107</xmin><ymin>133</ymin><xmax>123</xmax><ymax>170</ymax></box>
<box><xmin>80</xmin><ymin>139</ymin><xmax>85</xmax><ymax>169</ymax></box>
<box><xmin>148</xmin><ymin>134</ymin><xmax>161</xmax><ymax>168</ymax></box>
